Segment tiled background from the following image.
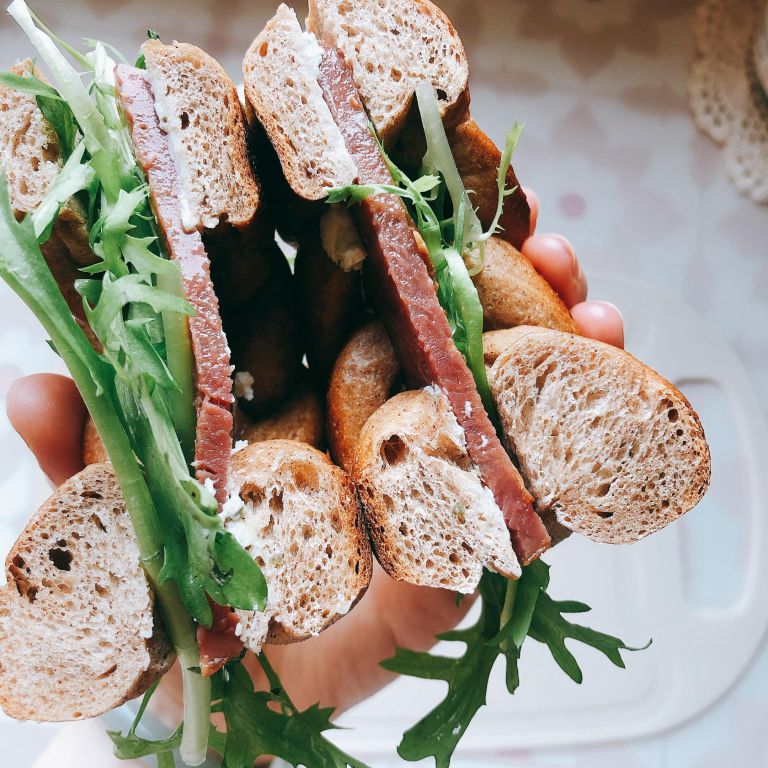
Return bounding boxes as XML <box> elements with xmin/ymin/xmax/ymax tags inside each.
<box><xmin>0</xmin><ymin>0</ymin><xmax>767</xmax><ymax>766</ymax></box>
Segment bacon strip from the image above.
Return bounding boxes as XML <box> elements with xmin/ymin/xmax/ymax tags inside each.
<box><xmin>114</xmin><ymin>66</ymin><xmax>233</xmax><ymax>505</ymax></box>
<box><xmin>316</xmin><ymin>49</ymin><xmax>550</xmax><ymax>564</ymax></box>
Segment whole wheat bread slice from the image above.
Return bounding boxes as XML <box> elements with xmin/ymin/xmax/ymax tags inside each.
<box><xmin>307</xmin><ymin>0</ymin><xmax>470</xmax><ymax>146</ymax></box>
<box><xmin>224</xmin><ymin>440</ymin><xmax>372</xmax><ymax>651</ymax></box>
<box><xmin>143</xmin><ymin>41</ymin><xmax>260</xmax><ymax>231</ymax></box>
<box><xmin>488</xmin><ymin>327</ymin><xmax>711</xmax><ymax>544</ymax></box>
<box><xmin>353</xmin><ymin>388</ymin><xmax>520</xmax><ymax>593</ymax></box>
<box><xmin>243</xmin><ymin>5</ymin><xmax>358</xmax><ymax>201</ymax></box>
<box><xmin>0</xmin><ymin>463</ymin><xmax>174</xmax><ymax>722</ymax></box>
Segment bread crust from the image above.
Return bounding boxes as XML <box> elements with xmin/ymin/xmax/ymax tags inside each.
<box><xmin>474</xmin><ymin>238</ymin><xmax>577</xmax><ymax>333</ymax></box>
<box><xmin>295</xmin><ymin>224</ymin><xmax>364</xmax><ymax>385</ymax></box>
<box><xmin>235</xmin><ymin>372</ymin><xmax>326</xmax><ymax>450</ymax></box>
<box><xmin>327</xmin><ymin>321</ymin><xmax>401</xmax><ymax>471</ymax></box>
<box><xmin>0</xmin><ymin>464</ymin><xmax>174</xmax><ymax>722</ymax></box>
<box><xmin>225</xmin><ymin>247</ymin><xmax>304</xmax><ymax>419</ymax></box>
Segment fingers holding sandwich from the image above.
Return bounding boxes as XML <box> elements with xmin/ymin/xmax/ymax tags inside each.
<box><xmin>6</xmin><ymin>374</ymin><xmax>87</xmax><ymax>486</ymax></box>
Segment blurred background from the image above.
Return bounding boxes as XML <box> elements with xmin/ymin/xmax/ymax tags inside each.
<box><xmin>1</xmin><ymin>0</ymin><xmax>767</xmax><ymax>765</ymax></box>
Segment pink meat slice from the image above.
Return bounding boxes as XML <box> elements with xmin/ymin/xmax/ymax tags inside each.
<box><xmin>114</xmin><ymin>65</ymin><xmax>233</xmax><ymax>505</ymax></box>
<box><xmin>316</xmin><ymin>48</ymin><xmax>550</xmax><ymax>564</ymax></box>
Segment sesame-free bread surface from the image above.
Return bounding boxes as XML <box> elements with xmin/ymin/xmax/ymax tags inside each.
<box><xmin>143</xmin><ymin>40</ymin><xmax>260</xmax><ymax>231</ymax></box>
<box><xmin>307</xmin><ymin>0</ymin><xmax>469</xmax><ymax>145</ymax></box>
<box><xmin>489</xmin><ymin>327</ymin><xmax>711</xmax><ymax>543</ymax></box>
<box><xmin>224</xmin><ymin>440</ymin><xmax>372</xmax><ymax>651</ymax></box>
<box><xmin>0</xmin><ymin>463</ymin><xmax>174</xmax><ymax>722</ymax></box>
<box><xmin>243</xmin><ymin>5</ymin><xmax>358</xmax><ymax>201</ymax></box>
<box><xmin>353</xmin><ymin>389</ymin><xmax>521</xmax><ymax>593</ymax></box>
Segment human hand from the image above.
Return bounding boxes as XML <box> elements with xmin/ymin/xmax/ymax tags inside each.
<box><xmin>6</xmin><ymin>187</ymin><xmax>624</xmax><ymax>734</ymax></box>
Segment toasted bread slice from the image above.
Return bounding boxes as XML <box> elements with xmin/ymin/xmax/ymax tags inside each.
<box><xmin>143</xmin><ymin>41</ymin><xmax>260</xmax><ymax>231</ymax></box>
<box><xmin>0</xmin><ymin>463</ymin><xmax>174</xmax><ymax>722</ymax></box>
<box><xmin>488</xmin><ymin>327</ymin><xmax>711</xmax><ymax>543</ymax></box>
<box><xmin>243</xmin><ymin>5</ymin><xmax>358</xmax><ymax>201</ymax></box>
<box><xmin>225</xmin><ymin>440</ymin><xmax>372</xmax><ymax>650</ymax></box>
<box><xmin>353</xmin><ymin>388</ymin><xmax>521</xmax><ymax>592</ymax></box>
<box><xmin>307</xmin><ymin>0</ymin><xmax>470</xmax><ymax>146</ymax></box>
<box><xmin>1</xmin><ymin>61</ymin><xmax>96</xmax><ymax>343</ymax></box>
<box><xmin>473</xmin><ymin>238</ymin><xmax>577</xmax><ymax>333</ymax></box>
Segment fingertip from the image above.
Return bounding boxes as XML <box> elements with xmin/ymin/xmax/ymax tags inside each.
<box><xmin>571</xmin><ymin>301</ymin><xmax>625</xmax><ymax>349</ymax></box>
<box><xmin>522</xmin><ymin>187</ymin><xmax>539</xmax><ymax>236</ymax></box>
<box><xmin>7</xmin><ymin>374</ymin><xmax>87</xmax><ymax>485</ymax></box>
<box><xmin>521</xmin><ymin>233</ymin><xmax>587</xmax><ymax>308</ymax></box>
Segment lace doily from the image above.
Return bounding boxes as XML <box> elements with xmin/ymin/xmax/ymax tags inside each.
<box><xmin>690</xmin><ymin>0</ymin><xmax>768</xmax><ymax>203</ymax></box>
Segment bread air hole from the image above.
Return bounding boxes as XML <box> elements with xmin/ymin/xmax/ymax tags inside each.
<box><xmin>381</xmin><ymin>434</ymin><xmax>408</xmax><ymax>466</ymax></box>
<box><xmin>48</xmin><ymin>547</ymin><xmax>73</xmax><ymax>571</ymax></box>
<box><xmin>96</xmin><ymin>664</ymin><xmax>117</xmax><ymax>680</ymax></box>
<box><xmin>292</xmin><ymin>462</ymin><xmax>319</xmax><ymax>493</ymax></box>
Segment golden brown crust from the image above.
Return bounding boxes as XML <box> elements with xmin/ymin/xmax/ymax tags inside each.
<box><xmin>235</xmin><ymin>373</ymin><xmax>326</xmax><ymax>450</ymax></box>
<box><xmin>474</xmin><ymin>238</ymin><xmax>577</xmax><ymax>334</ymax></box>
<box><xmin>327</xmin><ymin>321</ymin><xmax>401</xmax><ymax>471</ymax></box>
<box><xmin>295</xmin><ymin>228</ymin><xmax>364</xmax><ymax>385</ymax></box>
<box><xmin>82</xmin><ymin>416</ymin><xmax>108</xmax><ymax>466</ymax></box>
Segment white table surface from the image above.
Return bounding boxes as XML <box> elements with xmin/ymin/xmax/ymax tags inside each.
<box><xmin>0</xmin><ymin>0</ymin><xmax>767</xmax><ymax>766</ymax></box>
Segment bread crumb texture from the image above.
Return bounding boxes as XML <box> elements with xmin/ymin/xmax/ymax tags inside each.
<box><xmin>353</xmin><ymin>389</ymin><xmax>520</xmax><ymax>594</ymax></box>
<box><xmin>489</xmin><ymin>327</ymin><xmax>711</xmax><ymax>544</ymax></box>
<box><xmin>0</xmin><ymin>464</ymin><xmax>173</xmax><ymax>722</ymax></box>
<box><xmin>227</xmin><ymin>440</ymin><xmax>371</xmax><ymax>651</ymax></box>
<box><xmin>308</xmin><ymin>0</ymin><xmax>468</xmax><ymax>140</ymax></box>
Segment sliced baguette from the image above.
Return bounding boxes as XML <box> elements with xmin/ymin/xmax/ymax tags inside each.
<box><xmin>353</xmin><ymin>389</ymin><xmax>520</xmax><ymax>592</ymax></box>
<box><xmin>243</xmin><ymin>5</ymin><xmax>358</xmax><ymax>201</ymax></box>
<box><xmin>0</xmin><ymin>463</ymin><xmax>174</xmax><ymax>722</ymax></box>
<box><xmin>143</xmin><ymin>40</ymin><xmax>260</xmax><ymax>231</ymax></box>
<box><xmin>225</xmin><ymin>440</ymin><xmax>372</xmax><ymax>650</ymax></box>
<box><xmin>307</xmin><ymin>0</ymin><xmax>470</xmax><ymax>145</ymax></box>
<box><xmin>328</xmin><ymin>321</ymin><xmax>401</xmax><ymax>472</ymax></box>
<box><xmin>488</xmin><ymin>327</ymin><xmax>711</xmax><ymax>543</ymax></box>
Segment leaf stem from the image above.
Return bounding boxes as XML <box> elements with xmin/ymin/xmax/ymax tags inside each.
<box><xmin>499</xmin><ymin>578</ymin><xmax>518</xmax><ymax>653</ymax></box>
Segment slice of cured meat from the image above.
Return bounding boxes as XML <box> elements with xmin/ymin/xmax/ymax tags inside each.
<box><xmin>316</xmin><ymin>48</ymin><xmax>550</xmax><ymax>564</ymax></box>
<box><xmin>115</xmin><ymin>65</ymin><xmax>233</xmax><ymax>505</ymax></box>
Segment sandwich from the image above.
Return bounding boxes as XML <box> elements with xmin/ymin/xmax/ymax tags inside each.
<box><xmin>241</xmin><ymin>0</ymin><xmax>711</xmax><ymax>763</ymax></box>
<box><xmin>0</xmin><ymin>4</ymin><xmax>371</xmax><ymax>766</ymax></box>
<box><xmin>0</xmin><ymin>1</ymin><xmax>712</xmax><ymax>767</ymax></box>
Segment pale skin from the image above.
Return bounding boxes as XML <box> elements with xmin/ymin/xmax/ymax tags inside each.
<box><xmin>9</xmin><ymin>190</ymin><xmax>624</xmax><ymax>766</ymax></box>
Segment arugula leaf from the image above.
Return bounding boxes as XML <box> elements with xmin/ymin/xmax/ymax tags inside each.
<box><xmin>384</xmin><ymin>564</ymin><xmax>646</xmax><ymax>767</ymax></box>
<box><xmin>0</xmin><ymin>68</ymin><xmax>61</xmax><ymax>98</ymax></box>
<box><xmin>220</xmin><ymin>656</ymin><xmax>371</xmax><ymax>768</ymax></box>
<box><xmin>381</xmin><ymin>573</ymin><xmax>502</xmax><ymax>768</ymax></box>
